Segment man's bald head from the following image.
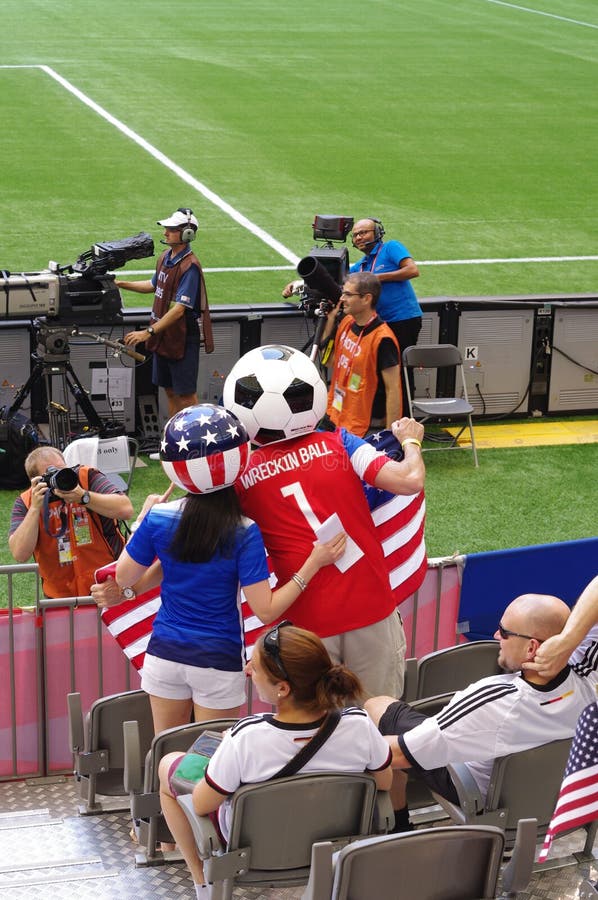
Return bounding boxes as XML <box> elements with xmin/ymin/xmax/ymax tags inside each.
<box><xmin>505</xmin><ymin>594</ymin><xmax>570</xmax><ymax>642</ymax></box>
<box><xmin>496</xmin><ymin>593</ymin><xmax>570</xmax><ymax>678</ymax></box>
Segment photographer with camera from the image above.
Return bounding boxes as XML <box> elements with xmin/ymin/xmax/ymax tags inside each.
<box><xmin>319</xmin><ymin>272</ymin><xmax>402</xmax><ymax>437</ymax></box>
<box><xmin>8</xmin><ymin>447</ymin><xmax>133</xmax><ymax>599</ymax></box>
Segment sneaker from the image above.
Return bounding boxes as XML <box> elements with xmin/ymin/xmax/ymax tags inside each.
<box><xmin>148</xmin><ymin>452</ymin><xmax>160</xmax><ymax>461</ymax></box>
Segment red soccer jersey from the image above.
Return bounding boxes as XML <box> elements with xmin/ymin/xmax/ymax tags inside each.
<box><xmin>235</xmin><ymin>429</ymin><xmax>396</xmax><ymax>638</ymax></box>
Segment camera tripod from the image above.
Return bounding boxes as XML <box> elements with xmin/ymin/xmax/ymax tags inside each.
<box><xmin>300</xmin><ymin>301</ymin><xmax>333</xmax><ymax>364</ymax></box>
<box><xmin>4</xmin><ymin>324</ymin><xmax>140</xmax><ymax>450</ymax></box>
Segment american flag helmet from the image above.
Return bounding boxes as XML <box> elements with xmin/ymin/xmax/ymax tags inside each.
<box><xmin>160</xmin><ymin>404</ymin><xmax>251</xmax><ymax>494</ymax></box>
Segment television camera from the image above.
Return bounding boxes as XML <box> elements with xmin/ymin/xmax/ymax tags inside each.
<box><xmin>289</xmin><ymin>215</ymin><xmax>353</xmax><ymax>361</ymax></box>
<box><xmin>0</xmin><ymin>232</ymin><xmax>155</xmax><ymax>450</ymax></box>
<box><xmin>0</xmin><ymin>231</ymin><xmax>154</xmax><ymax>324</ymax></box>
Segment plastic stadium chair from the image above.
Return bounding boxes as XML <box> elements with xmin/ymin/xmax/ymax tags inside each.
<box><xmin>302</xmin><ymin>818</ymin><xmax>537</xmax><ymax>900</ymax></box>
<box><xmin>177</xmin><ymin>771</ymin><xmax>393</xmax><ymax>899</ymax></box>
<box><xmin>402</xmin><ymin>640</ymin><xmax>501</xmax><ymax>703</ymax></box>
<box><xmin>402</xmin><ymin>343</ymin><xmax>479</xmax><ymax>467</ymax></box>
<box><xmin>68</xmin><ymin>689</ymin><xmax>153</xmax><ymax>815</ymax></box>
<box><xmin>431</xmin><ymin>738</ymin><xmax>598</xmax><ymax>869</ymax></box>
<box><xmin>123</xmin><ymin>717</ymin><xmax>236</xmax><ymax>866</ymax></box>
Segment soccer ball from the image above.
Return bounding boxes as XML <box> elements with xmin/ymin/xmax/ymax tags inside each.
<box><xmin>223</xmin><ymin>345</ymin><xmax>327</xmax><ymax>446</ymax></box>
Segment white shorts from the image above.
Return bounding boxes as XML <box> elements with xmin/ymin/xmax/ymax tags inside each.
<box><xmin>140</xmin><ymin>653</ymin><xmax>246</xmax><ymax>708</ymax></box>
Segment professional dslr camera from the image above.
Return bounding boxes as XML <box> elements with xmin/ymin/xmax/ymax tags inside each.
<box><xmin>41</xmin><ymin>465</ymin><xmax>79</xmax><ymax>493</ymax></box>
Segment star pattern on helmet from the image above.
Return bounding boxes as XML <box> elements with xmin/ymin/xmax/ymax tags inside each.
<box><xmin>160</xmin><ymin>404</ymin><xmax>249</xmax><ymax>462</ymax></box>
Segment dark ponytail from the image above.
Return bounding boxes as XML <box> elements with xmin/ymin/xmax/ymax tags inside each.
<box><xmin>314</xmin><ymin>664</ymin><xmax>363</xmax><ymax>711</ymax></box>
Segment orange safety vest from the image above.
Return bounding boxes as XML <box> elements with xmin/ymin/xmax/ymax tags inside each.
<box><xmin>326</xmin><ymin>316</ymin><xmax>400</xmax><ymax>437</ymax></box>
<box><xmin>21</xmin><ymin>466</ymin><xmax>124</xmax><ymax>599</ymax></box>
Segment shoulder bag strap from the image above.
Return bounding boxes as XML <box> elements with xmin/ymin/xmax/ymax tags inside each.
<box><xmin>272</xmin><ymin>710</ymin><xmax>342</xmax><ymax>780</ymax></box>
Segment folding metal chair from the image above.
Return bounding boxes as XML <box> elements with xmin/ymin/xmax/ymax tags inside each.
<box><xmin>402</xmin><ymin>343</ymin><xmax>479</xmax><ymax>467</ymax></box>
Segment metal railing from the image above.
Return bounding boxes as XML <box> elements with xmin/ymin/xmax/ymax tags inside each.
<box><xmin>0</xmin><ymin>558</ymin><xmax>461</xmax><ymax>781</ymax></box>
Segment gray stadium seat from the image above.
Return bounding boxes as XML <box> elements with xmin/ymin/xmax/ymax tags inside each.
<box><xmin>177</xmin><ymin>771</ymin><xmax>393</xmax><ymax>899</ymax></box>
<box><xmin>67</xmin><ymin>689</ymin><xmax>153</xmax><ymax>815</ymax></box>
<box><xmin>123</xmin><ymin>717</ymin><xmax>236</xmax><ymax>866</ymax></box>
<box><xmin>302</xmin><ymin>818</ymin><xmax>537</xmax><ymax>900</ymax></box>
<box><xmin>431</xmin><ymin>738</ymin><xmax>598</xmax><ymax>869</ymax></box>
<box><xmin>402</xmin><ymin>640</ymin><xmax>501</xmax><ymax>702</ymax></box>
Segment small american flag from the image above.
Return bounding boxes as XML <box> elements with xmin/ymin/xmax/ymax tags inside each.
<box><xmin>538</xmin><ymin>701</ymin><xmax>598</xmax><ymax>862</ymax></box>
<box><xmin>97</xmin><ymin>430</ymin><xmax>426</xmax><ymax>671</ymax></box>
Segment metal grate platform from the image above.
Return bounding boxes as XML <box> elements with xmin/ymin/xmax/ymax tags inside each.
<box><xmin>0</xmin><ymin>776</ymin><xmax>595</xmax><ymax>898</ymax></box>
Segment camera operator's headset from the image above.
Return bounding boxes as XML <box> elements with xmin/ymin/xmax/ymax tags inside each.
<box><xmin>367</xmin><ymin>217</ymin><xmax>385</xmax><ymax>242</ymax></box>
<box><xmin>351</xmin><ymin>217</ymin><xmax>385</xmax><ymax>250</ymax></box>
<box><xmin>178</xmin><ymin>208</ymin><xmax>197</xmax><ymax>243</ymax></box>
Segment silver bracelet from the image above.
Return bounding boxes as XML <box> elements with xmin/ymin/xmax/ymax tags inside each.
<box><xmin>291</xmin><ymin>572</ymin><xmax>308</xmax><ymax>592</ymax></box>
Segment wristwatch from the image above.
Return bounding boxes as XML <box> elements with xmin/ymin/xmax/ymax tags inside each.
<box><xmin>147</xmin><ymin>325</ymin><xmax>155</xmax><ymax>335</ymax></box>
<box><xmin>120</xmin><ymin>586</ymin><xmax>136</xmax><ymax>601</ymax></box>
<box><xmin>80</xmin><ymin>491</ymin><xmax>90</xmax><ymax>505</ymax></box>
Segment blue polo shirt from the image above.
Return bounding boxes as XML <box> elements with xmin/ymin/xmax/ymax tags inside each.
<box><xmin>350</xmin><ymin>240</ymin><xmax>422</xmax><ymax>324</ymax></box>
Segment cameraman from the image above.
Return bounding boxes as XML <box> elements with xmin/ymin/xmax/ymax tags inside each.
<box><xmin>119</xmin><ymin>208</ymin><xmax>206</xmax><ymax>420</ymax></box>
<box><xmin>8</xmin><ymin>447</ymin><xmax>133</xmax><ymax>599</ymax></box>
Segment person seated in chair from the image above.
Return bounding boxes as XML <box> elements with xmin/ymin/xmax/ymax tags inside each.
<box><xmin>366</xmin><ymin>587</ymin><xmax>598</xmax><ymax>831</ymax></box>
<box><xmin>8</xmin><ymin>446</ymin><xmax>133</xmax><ymax>598</ymax></box>
<box><xmin>158</xmin><ymin>624</ymin><xmax>393</xmax><ymax>898</ymax></box>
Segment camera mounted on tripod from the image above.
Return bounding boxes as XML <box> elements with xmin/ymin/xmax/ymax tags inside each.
<box><xmin>0</xmin><ymin>231</ymin><xmax>155</xmax><ymax>454</ymax></box>
<box><xmin>294</xmin><ymin>215</ymin><xmax>354</xmax><ymax>319</ymax></box>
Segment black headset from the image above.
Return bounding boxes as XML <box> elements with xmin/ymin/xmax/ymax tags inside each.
<box><xmin>178</xmin><ymin>207</ymin><xmax>197</xmax><ymax>243</ymax></box>
<box><xmin>367</xmin><ymin>217</ymin><xmax>385</xmax><ymax>242</ymax></box>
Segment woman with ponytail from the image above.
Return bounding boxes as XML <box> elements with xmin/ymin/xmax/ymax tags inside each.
<box><xmin>158</xmin><ymin>623</ymin><xmax>393</xmax><ymax>898</ymax></box>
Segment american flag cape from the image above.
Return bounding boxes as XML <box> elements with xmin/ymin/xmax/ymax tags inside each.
<box><xmin>538</xmin><ymin>701</ymin><xmax>598</xmax><ymax>862</ymax></box>
<box><xmin>97</xmin><ymin>430</ymin><xmax>426</xmax><ymax>671</ymax></box>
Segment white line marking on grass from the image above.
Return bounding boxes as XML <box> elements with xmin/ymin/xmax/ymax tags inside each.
<box><xmin>421</xmin><ymin>255</ymin><xmax>598</xmax><ymax>266</ymax></box>
<box><xmin>0</xmin><ymin>64</ymin><xmax>300</xmax><ymax>266</ymax></box>
<box><xmin>484</xmin><ymin>0</ymin><xmax>598</xmax><ymax>29</ymax></box>
<box><xmin>122</xmin><ymin>266</ymin><xmax>296</xmax><ymax>275</ymax></box>
<box><xmin>121</xmin><ymin>256</ymin><xmax>598</xmax><ymax>276</ymax></box>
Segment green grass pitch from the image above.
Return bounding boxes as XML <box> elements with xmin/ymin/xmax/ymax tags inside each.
<box><xmin>2</xmin><ymin>0</ymin><xmax>597</xmax><ymax>306</ymax></box>
<box><xmin>0</xmin><ymin>0</ymin><xmax>597</xmax><ymax>588</ymax></box>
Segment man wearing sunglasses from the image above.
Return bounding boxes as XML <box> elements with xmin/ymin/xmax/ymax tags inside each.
<box><xmin>366</xmin><ymin>589</ymin><xmax>598</xmax><ymax>827</ymax></box>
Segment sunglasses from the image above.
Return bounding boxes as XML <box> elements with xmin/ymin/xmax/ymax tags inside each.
<box><xmin>262</xmin><ymin>620</ymin><xmax>293</xmax><ymax>681</ymax></box>
<box><xmin>497</xmin><ymin>622</ymin><xmax>541</xmax><ymax>642</ymax></box>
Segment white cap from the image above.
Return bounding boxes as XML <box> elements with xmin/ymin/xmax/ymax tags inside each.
<box><xmin>157</xmin><ymin>209</ymin><xmax>199</xmax><ymax>230</ymax></box>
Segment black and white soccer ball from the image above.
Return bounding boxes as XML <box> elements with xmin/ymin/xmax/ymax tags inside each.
<box><xmin>223</xmin><ymin>345</ymin><xmax>327</xmax><ymax>446</ymax></box>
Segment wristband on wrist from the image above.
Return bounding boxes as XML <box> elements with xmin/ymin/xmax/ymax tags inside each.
<box><xmin>291</xmin><ymin>572</ymin><xmax>308</xmax><ymax>592</ymax></box>
<box><xmin>402</xmin><ymin>438</ymin><xmax>422</xmax><ymax>449</ymax></box>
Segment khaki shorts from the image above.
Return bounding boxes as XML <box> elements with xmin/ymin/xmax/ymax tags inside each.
<box><xmin>322</xmin><ymin>610</ymin><xmax>407</xmax><ymax>700</ymax></box>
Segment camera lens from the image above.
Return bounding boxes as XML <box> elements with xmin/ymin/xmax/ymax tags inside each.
<box><xmin>50</xmin><ymin>467</ymin><xmax>79</xmax><ymax>492</ymax></box>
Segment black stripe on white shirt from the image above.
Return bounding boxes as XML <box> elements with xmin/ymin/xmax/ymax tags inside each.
<box><xmin>437</xmin><ymin>682</ymin><xmax>518</xmax><ymax>731</ymax></box>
